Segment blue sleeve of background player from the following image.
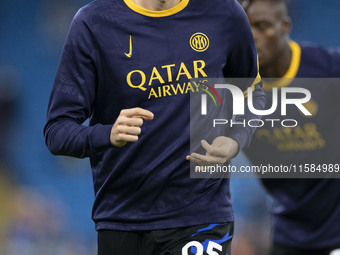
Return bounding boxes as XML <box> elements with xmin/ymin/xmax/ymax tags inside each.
<box><xmin>44</xmin><ymin>9</ymin><xmax>112</xmax><ymax>158</ymax></box>
<box><xmin>327</xmin><ymin>47</ymin><xmax>340</xmax><ymax>78</ymax></box>
<box><xmin>327</xmin><ymin>47</ymin><xmax>340</xmax><ymax>94</ymax></box>
<box><xmin>224</xmin><ymin>0</ymin><xmax>266</xmax><ymax>152</ymax></box>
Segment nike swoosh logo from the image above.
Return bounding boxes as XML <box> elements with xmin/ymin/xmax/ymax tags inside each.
<box><xmin>125</xmin><ymin>35</ymin><xmax>132</xmax><ymax>58</ymax></box>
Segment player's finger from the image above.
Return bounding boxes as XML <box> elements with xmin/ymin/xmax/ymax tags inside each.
<box><xmin>201</xmin><ymin>140</ymin><xmax>227</xmax><ymax>158</ymax></box>
<box><xmin>187</xmin><ymin>154</ymin><xmax>203</xmax><ymax>165</ymax></box>
<box><xmin>116</xmin><ymin>126</ymin><xmax>141</xmax><ymax>136</ymax></box>
<box><xmin>190</xmin><ymin>152</ymin><xmax>225</xmax><ymax>165</ymax></box>
<box><xmin>201</xmin><ymin>140</ymin><xmax>213</xmax><ymax>153</ymax></box>
<box><xmin>121</xmin><ymin>108</ymin><xmax>154</xmax><ymax>120</ymax></box>
<box><xmin>187</xmin><ymin>154</ymin><xmax>206</xmax><ymax>165</ymax></box>
<box><xmin>116</xmin><ymin>133</ymin><xmax>139</xmax><ymax>143</ymax></box>
<box><xmin>120</xmin><ymin>117</ymin><xmax>144</xmax><ymax>127</ymax></box>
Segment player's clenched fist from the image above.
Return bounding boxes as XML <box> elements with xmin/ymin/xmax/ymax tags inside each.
<box><xmin>110</xmin><ymin>107</ymin><xmax>154</xmax><ymax>147</ymax></box>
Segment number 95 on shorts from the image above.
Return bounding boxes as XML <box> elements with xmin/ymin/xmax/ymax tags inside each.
<box><xmin>166</xmin><ymin>222</ymin><xmax>233</xmax><ymax>255</ymax></box>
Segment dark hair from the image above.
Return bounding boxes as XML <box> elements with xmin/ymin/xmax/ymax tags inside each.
<box><xmin>238</xmin><ymin>0</ymin><xmax>289</xmax><ymax>11</ymax></box>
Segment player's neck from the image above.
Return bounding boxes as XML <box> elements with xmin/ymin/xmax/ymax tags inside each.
<box><xmin>260</xmin><ymin>42</ymin><xmax>292</xmax><ymax>78</ymax></box>
<box><xmin>132</xmin><ymin>0</ymin><xmax>181</xmax><ymax>11</ymax></box>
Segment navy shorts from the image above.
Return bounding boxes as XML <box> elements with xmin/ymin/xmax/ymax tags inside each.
<box><xmin>98</xmin><ymin>222</ymin><xmax>234</xmax><ymax>255</ymax></box>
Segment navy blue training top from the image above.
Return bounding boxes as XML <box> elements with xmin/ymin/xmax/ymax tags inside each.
<box><xmin>44</xmin><ymin>0</ymin><xmax>263</xmax><ymax>231</ymax></box>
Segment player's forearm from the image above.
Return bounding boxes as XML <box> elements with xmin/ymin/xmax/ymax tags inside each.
<box><xmin>229</xmin><ymin>83</ymin><xmax>265</xmax><ymax>151</ymax></box>
<box><xmin>44</xmin><ymin>119</ymin><xmax>112</xmax><ymax>158</ymax></box>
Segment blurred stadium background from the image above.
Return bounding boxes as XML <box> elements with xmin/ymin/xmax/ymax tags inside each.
<box><xmin>0</xmin><ymin>0</ymin><xmax>339</xmax><ymax>254</ymax></box>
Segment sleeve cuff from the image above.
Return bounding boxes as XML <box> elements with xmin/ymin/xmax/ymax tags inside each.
<box><xmin>89</xmin><ymin>124</ymin><xmax>113</xmax><ymax>153</ymax></box>
<box><xmin>228</xmin><ymin>128</ymin><xmax>249</xmax><ymax>157</ymax></box>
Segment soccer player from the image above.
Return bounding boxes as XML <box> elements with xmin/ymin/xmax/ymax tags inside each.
<box><xmin>44</xmin><ymin>0</ymin><xmax>265</xmax><ymax>254</ymax></box>
<box><xmin>240</xmin><ymin>0</ymin><xmax>340</xmax><ymax>254</ymax></box>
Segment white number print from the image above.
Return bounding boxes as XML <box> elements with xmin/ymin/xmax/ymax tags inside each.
<box><xmin>330</xmin><ymin>249</ymin><xmax>340</xmax><ymax>255</ymax></box>
<box><xmin>182</xmin><ymin>241</ymin><xmax>223</xmax><ymax>255</ymax></box>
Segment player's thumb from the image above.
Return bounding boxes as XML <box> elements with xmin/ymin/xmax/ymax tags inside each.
<box><xmin>201</xmin><ymin>140</ymin><xmax>212</xmax><ymax>153</ymax></box>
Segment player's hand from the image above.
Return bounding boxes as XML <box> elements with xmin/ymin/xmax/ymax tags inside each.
<box><xmin>110</xmin><ymin>107</ymin><xmax>154</xmax><ymax>147</ymax></box>
<box><xmin>186</xmin><ymin>136</ymin><xmax>239</xmax><ymax>165</ymax></box>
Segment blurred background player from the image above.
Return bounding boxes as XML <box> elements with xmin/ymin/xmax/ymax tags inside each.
<box><xmin>238</xmin><ymin>0</ymin><xmax>340</xmax><ymax>254</ymax></box>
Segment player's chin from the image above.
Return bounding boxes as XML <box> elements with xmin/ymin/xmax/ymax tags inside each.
<box><xmin>255</xmin><ymin>50</ymin><xmax>264</xmax><ymax>62</ymax></box>
<box><xmin>257</xmin><ymin>52</ymin><xmax>269</xmax><ymax>68</ymax></box>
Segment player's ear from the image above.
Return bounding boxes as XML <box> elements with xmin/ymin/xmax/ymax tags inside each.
<box><xmin>282</xmin><ymin>16</ymin><xmax>291</xmax><ymax>36</ymax></box>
